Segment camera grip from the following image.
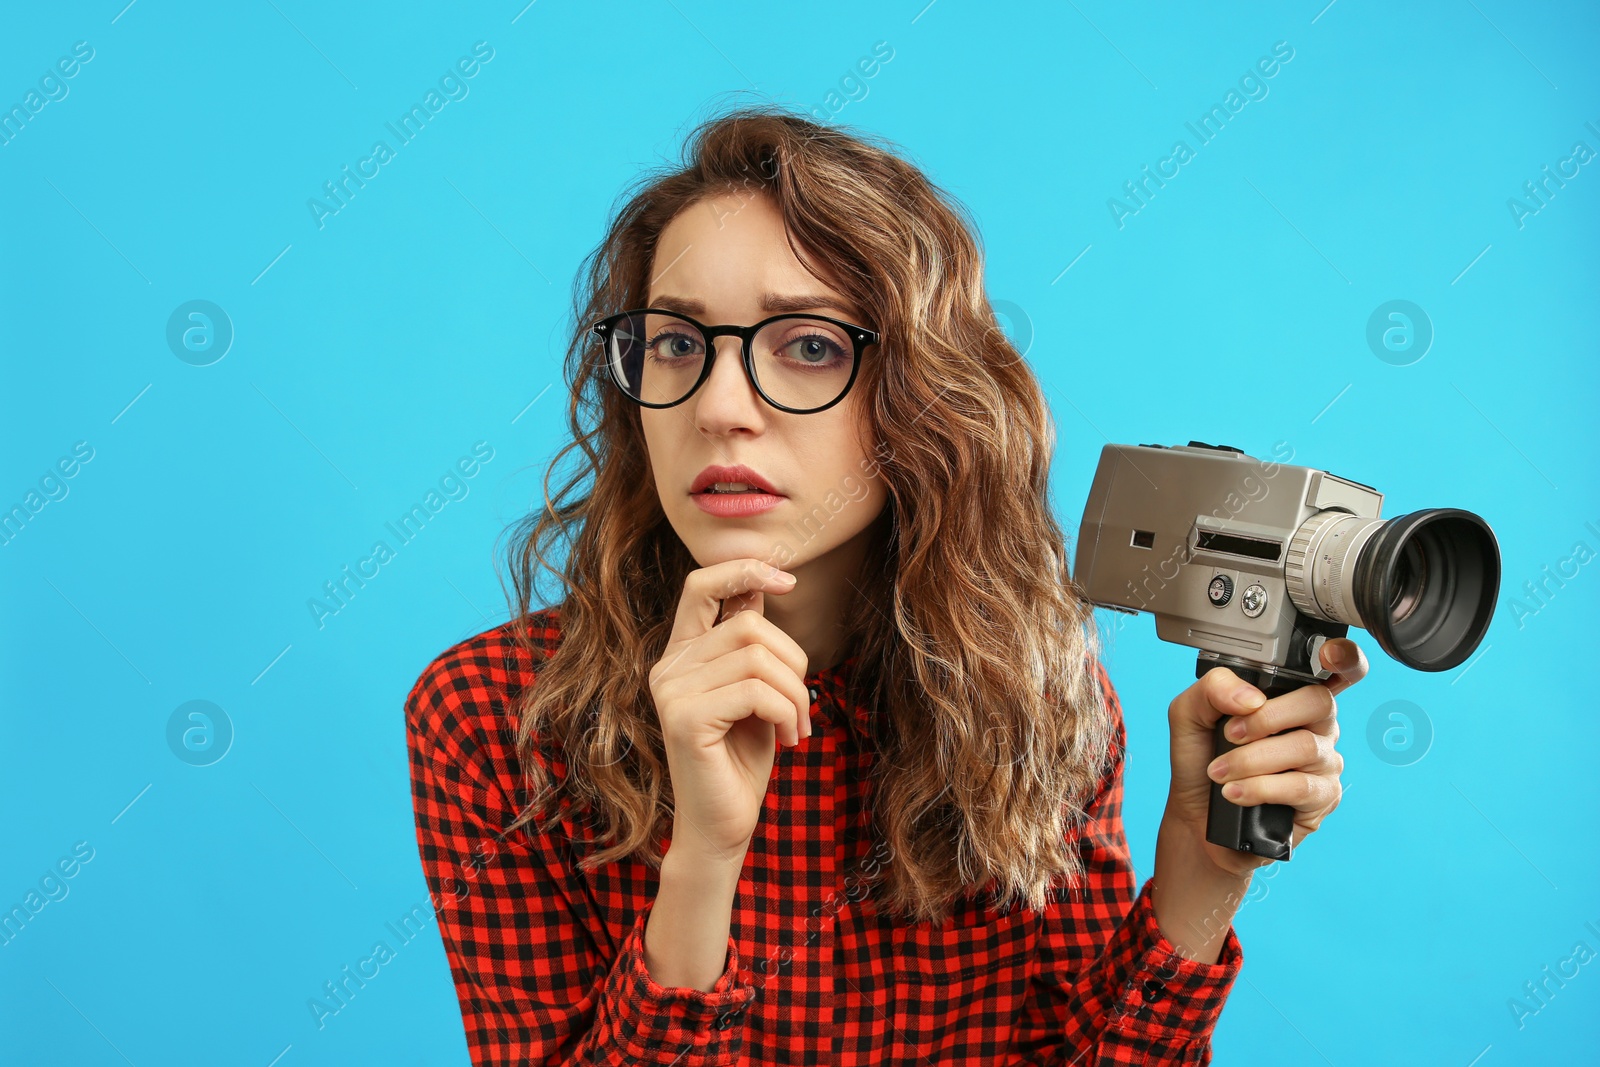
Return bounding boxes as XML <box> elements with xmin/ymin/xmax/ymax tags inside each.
<box><xmin>1206</xmin><ymin>716</ymin><xmax>1296</xmax><ymax>861</ymax></box>
<box><xmin>1197</xmin><ymin>661</ymin><xmax>1327</xmax><ymax>862</ymax></box>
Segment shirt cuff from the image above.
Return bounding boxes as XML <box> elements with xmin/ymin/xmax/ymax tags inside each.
<box><xmin>602</xmin><ymin>898</ymin><xmax>758</xmax><ymax>1065</ymax></box>
<box><xmin>1103</xmin><ymin>878</ymin><xmax>1243</xmax><ymax>1055</ymax></box>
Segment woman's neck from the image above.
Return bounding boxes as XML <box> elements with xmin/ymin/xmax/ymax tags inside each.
<box><xmin>759</xmin><ymin>534</ymin><xmax>871</xmax><ymax>675</ymax></box>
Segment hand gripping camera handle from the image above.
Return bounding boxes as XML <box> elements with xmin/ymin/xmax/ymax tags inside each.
<box><xmin>1200</xmin><ymin>663</ymin><xmax>1312</xmax><ymax>862</ymax></box>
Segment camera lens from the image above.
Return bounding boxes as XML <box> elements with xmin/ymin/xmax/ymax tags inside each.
<box><xmin>1388</xmin><ymin>542</ymin><xmax>1425</xmax><ymax>621</ymax></box>
<box><xmin>1285</xmin><ymin>507</ymin><xmax>1499</xmax><ymax>672</ymax></box>
<box><xmin>1350</xmin><ymin>508</ymin><xmax>1499</xmax><ymax>671</ymax></box>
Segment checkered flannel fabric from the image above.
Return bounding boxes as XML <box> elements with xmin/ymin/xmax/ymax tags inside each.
<box><xmin>406</xmin><ymin>608</ymin><xmax>1242</xmax><ymax>1065</ymax></box>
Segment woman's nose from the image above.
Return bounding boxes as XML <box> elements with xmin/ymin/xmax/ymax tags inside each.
<box><xmin>694</xmin><ymin>336</ymin><xmax>764</xmax><ymax>416</ymax></box>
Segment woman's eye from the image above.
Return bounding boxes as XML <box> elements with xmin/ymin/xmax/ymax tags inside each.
<box><xmin>784</xmin><ymin>336</ymin><xmax>845</xmax><ymax>364</ymax></box>
<box><xmin>648</xmin><ymin>331</ymin><xmax>701</xmax><ymax>357</ymax></box>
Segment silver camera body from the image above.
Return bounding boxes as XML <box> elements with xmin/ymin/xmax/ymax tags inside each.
<box><xmin>1073</xmin><ymin>440</ymin><xmax>1498</xmax><ymax>860</ymax></box>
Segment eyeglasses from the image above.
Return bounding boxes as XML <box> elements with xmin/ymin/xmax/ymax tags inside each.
<box><xmin>590</xmin><ymin>308</ymin><xmax>879</xmax><ymax>414</ymax></box>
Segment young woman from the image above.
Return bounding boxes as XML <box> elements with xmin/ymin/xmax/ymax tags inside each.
<box><xmin>405</xmin><ymin>105</ymin><xmax>1362</xmax><ymax>1066</ymax></box>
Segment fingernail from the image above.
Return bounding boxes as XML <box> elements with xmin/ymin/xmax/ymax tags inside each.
<box><xmin>1235</xmin><ymin>685</ymin><xmax>1266</xmax><ymax>709</ymax></box>
<box><xmin>1208</xmin><ymin>759</ymin><xmax>1228</xmax><ymax>780</ymax></box>
<box><xmin>1228</xmin><ymin>718</ymin><xmax>1247</xmax><ymax>740</ymax></box>
<box><xmin>1224</xmin><ymin>783</ymin><xmax>1243</xmax><ymax>800</ymax></box>
<box><xmin>774</xmin><ymin>571</ymin><xmax>796</xmax><ymax>584</ymax></box>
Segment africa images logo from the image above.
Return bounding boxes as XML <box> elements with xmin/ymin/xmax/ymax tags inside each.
<box><xmin>306</xmin><ymin>42</ymin><xmax>495</xmax><ymax>230</ymax></box>
<box><xmin>1106</xmin><ymin>40</ymin><xmax>1295</xmax><ymax>229</ymax></box>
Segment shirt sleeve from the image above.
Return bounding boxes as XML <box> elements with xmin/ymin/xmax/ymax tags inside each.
<box><xmin>404</xmin><ymin>646</ymin><xmax>759</xmax><ymax>1066</ymax></box>
<box><xmin>1010</xmin><ymin>661</ymin><xmax>1243</xmax><ymax>1065</ymax></box>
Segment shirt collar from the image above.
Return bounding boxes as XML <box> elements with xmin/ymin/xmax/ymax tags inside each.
<box><xmin>806</xmin><ymin>652</ymin><xmax>868</xmax><ymax>735</ymax></box>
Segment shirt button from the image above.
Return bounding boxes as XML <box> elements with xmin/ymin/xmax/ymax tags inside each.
<box><xmin>808</xmin><ymin>685</ymin><xmax>820</xmax><ymax>704</ymax></box>
<box><xmin>1141</xmin><ymin>977</ymin><xmax>1166</xmax><ymax>1002</ymax></box>
<box><xmin>714</xmin><ymin>1007</ymin><xmax>744</xmax><ymax>1030</ymax></box>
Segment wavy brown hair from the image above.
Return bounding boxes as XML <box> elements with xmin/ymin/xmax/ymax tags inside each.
<box><xmin>498</xmin><ymin>101</ymin><xmax>1113</xmax><ymax>925</ymax></box>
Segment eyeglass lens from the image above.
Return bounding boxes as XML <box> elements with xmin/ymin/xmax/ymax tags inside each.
<box><xmin>606</xmin><ymin>312</ymin><xmax>854</xmax><ymax>410</ymax></box>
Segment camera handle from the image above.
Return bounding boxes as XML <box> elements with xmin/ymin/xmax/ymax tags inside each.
<box><xmin>1195</xmin><ymin>651</ymin><xmax>1336</xmax><ymax>862</ymax></box>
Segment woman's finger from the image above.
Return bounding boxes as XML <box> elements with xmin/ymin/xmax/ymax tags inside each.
<box><xmin>700</xmin><ymin>676</ymin><xmax>807</xmax><ymax>749</ymax></box>
<box><xmin>1318</xmin><ymin>637</ymin><xmax>1370</xmax><ymax>697</ymax></box>
<box><xmin>689</xmin><ymin>606</ymin><xmax>809</xmax><ymax>682</ymax></box>
<box><xmin>655</xmin><ymin>638</ymin><xmax>812</xmax><ymax>742</ymax></box>
<box><xmin>1224</xmin><ymin>681</ymin><xmax>1336</xmax><ymax>745</ymax></box>
<box><xmin>666</xmin><ymin>558</ymin><xmax>799</xmax><ymax>652</ymax></box>
<box><xmin>1208</xmin><ymin>728</ymin><xmax>1342</xmax><ymax>785</ymax></box>
<box><xmin>1219</xmin><ymin>768</ymin><xmax>1341</xmax><ymax>813</ymax></box>
<box><xmin>1302</xmin><ymin>708</ymin><xmax>1340</xmax><ymax>740</ymax></box>
<box><xmin>1181</xmin><ymin>667</ymin><xmax>1269</xmax><ymax>732</ymax></box>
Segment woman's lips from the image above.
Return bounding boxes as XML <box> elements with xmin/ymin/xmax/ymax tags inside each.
<box><xmin>690</xmin><ymin>491</ymin><xmax>785</xmax><ymax>517</ymax></box>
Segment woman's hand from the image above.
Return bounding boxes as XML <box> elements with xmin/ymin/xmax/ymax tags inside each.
<box><xmin>649</xmin><ymin>558</ymin><xmax>812</xmax><ymax>865</ymax></box>
<box><xmin>1162</xmin><ymin>638</ymin><xmax>1369</xmax><ymax>879</ymax></box>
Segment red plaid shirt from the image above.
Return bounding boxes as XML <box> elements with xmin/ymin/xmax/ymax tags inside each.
<box><xmin>405</xmin><ymin>607</ymin><xmax>1242</xmax><ymax>1065</ymax></box>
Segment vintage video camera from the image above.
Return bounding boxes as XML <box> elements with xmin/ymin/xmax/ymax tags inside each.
<box><xmin>1073</xmin><ymin>441</ymin><xmax>1500</xmax><ymax>861</ymax></box>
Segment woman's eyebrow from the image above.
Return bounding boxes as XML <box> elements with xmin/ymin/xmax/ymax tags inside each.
<box><xmin>649</xmin><ymin>293</ymin><xmax>858</xmax><ymax>318</ymax></box>
<box><xmin>760</xmin><ymin>292</ymin><xmax>854</xmax><ymax>316</ymax></box>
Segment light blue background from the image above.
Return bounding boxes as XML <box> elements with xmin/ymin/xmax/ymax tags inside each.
<box><xmin>3</xmin><ymin>1</ymin><xmax>1597</xmax><ymax>1064</ymax></box>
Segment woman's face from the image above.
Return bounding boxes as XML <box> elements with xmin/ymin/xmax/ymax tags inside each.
<box><xmin>637</xmin><ymin>190</ymin><xmax>890</xmax><ymax>575</ymax></box>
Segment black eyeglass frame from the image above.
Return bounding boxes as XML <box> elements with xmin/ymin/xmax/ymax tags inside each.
<box><xmin>590</xmin><ymin>308</ymin><xmax>880</xmax><ymax>415</ymax></box>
